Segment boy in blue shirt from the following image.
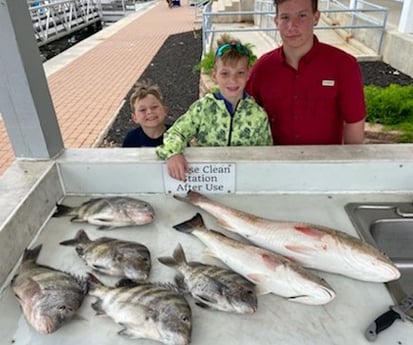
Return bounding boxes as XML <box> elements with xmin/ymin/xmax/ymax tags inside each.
<box><xmin>123</xmin><ymin>81</ymin><xmax>169</xmax><ymax>147</ymax></box>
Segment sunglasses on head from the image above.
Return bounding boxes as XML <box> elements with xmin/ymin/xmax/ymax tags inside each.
<box><xmin>215</xmin><ymin>43</ymin><xmax>250</xmax><ymax>57</ymax></box>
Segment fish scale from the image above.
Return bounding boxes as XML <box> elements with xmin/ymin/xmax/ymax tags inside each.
<box><xmin>87</xmin><ymin>274</ymin><xmax>192</xmax><ymax>345</ymax></box>
<box><xmin>173</xmin><ymin>191</ymin><xmax>401</xmax><ymax>283</ymax></box>
<box><xmin>60</xmin><ymin>229</ymin><xmax>151</xmax><ymax>280</ymax></box>
<box><xmin>171</xmin><ymin>213</ymin><xmax>336</xmax><ymax>305</ymax></box>
<box><xmin>11</xmin><ymin>245</ymin><xmax>87</xmax><ymax>334</ymax></box>
<box><xmin>158</xmin><ymin>243</ymin><xmax>257</xmax><ymax>313</ymax></box>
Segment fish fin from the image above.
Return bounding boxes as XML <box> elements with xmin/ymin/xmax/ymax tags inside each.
<box><xmin>285</xmin><ymin>244</ymin><xmax>316</xmax><ymax>254</ymax></box>
<box><xmin>195</xmin><ymin>301</ymin><xmax>211</xmax><ymax>309</ymax></box>
<box><xmin>216</xmin><ymin>219</ymin><xmax>236</xmax><ymax>231</ymax></box>
<box><xmin>245</xmin><ymin>273</ymin><xmax>265</xmax><ymax>284</ymax></box>
<box><xmin>294</xmin><ymin>225</ymin><xmax>324</xmax><ymax>239</ymax></box>
<box><xmin>70</xmin><ymin>216</ymin><xmax>85</xmax><ymax>223</ymax></box>
<box><xmin>157</xmin><ymin>256</ymin><xmax>177</xmax><ymax>267</ymax></box>
<box><xmin>53</xmin><ymin>204</ymin><xmax>74</xmax><ymax>217</ymax></box>
<box><xmin>245</xmin><ymin>273</ymin><xmax>274</xmax><ymax>295</ymax></box>
<box><xmin>91</xmin><ymin>299</ymin><xmax>105</xmax><ymax>314</ymax></box>
<box><xmin>201</xmin><ymin>248</ymin><xmax>218</xmax><ymax>260</ymax></box>
<box><xmin>118</xmin><ymin>326</ymin><xmax>136</xmax><ymax>338</ymax></box>
<box><xmin>253</xmin><ymin>284</ymin><xmax>272</xmax><ymax>296</ymax></box>
<box><xmin>260</xmin><ymin>253</ymin><xmax>283</xmax><ymax>268</ymax></box>
<box><xmin>116</xmin><ymin>278</ymin><xmax>139</xmax><ymax>288</ymax></box>
<box><xmin>22</xmin><ymin>244</ymin><xmax>43</xmax><ymax>263</ymax></box>
<box><xmin>97</xmin><ymin>225</ymin><xmax>114</xmax><ymax>230</ymax></box>
<box><xmin>173</xmin><ymin>213</ymin><xmax>207</xmax><ymax>233</ymax></box>
<box><xmin>172</xmin><ymin>243</ymin><xmax>187</xmax><ymax>264</ymax></box>
<box><xmin>195</xmin><ymin>293</ymin><xmax>217</xmax><ymax>304</ymax></box>
<box><xmin>59</xmin><ymin>229</ymin><xmax>90</xmax><ymax>246</ymax></box>
<box><xmin>174</xmin><ymin>275</ymin><xmax>187</xmax><ymax>291</ymax></box>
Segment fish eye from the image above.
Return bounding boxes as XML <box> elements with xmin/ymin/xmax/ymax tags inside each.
<box><xmin>181</xmin><ymin>314</ymin><xmax>190</xmax><ymax>322</ymax></box>
<box><xmin>246</xmin><ymin>289</ymin><xmax>255</xmax><ymax>295</ymax></box>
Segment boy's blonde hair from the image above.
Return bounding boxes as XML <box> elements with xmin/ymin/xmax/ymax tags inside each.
<box><xmin>130</xmin><ymin>81</ymin><xmax>164</xmax><ymax>113</ymax></box>
<box><xmin>214</xmin><ymin>35</ymin><xmax>250</xmax><ymax>68</ymax></box>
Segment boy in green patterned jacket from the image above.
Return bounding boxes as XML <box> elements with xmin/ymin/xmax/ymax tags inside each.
<box><xmin>156</xmin><ymin>38</ymin><xmax>273</xmax><ymax>182</ymax></box>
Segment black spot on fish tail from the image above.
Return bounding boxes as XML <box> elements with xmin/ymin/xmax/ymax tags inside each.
<box><xmin>53</xmin><ymin>204</ymin><xmax>74</xmax><ymax>217</ymax></box>
<box><xmin>22</xmin><ymin>244</ymin><xmax>42</xmax><ymax>263</ymax></box>
<box><xmin>172</xmin><ymin>213</ymin><xmax>206</xmax><ymax>233</ymax></box>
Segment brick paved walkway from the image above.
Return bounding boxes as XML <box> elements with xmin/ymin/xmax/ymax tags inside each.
<box><xmin>0</xmin><ymin>1</ymin><xmax>200</xmax><ymax>175</ymax></box>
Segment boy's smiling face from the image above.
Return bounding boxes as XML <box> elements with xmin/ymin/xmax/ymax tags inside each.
<box><xmin>212</xmin><ymin>57</ymin><xmax>250</xmax><ymax>105</ymax></box>
<box><xmin>131</xmin><ymin>94</ymin><xmax>167</xmax><ymax>129</ymax></box>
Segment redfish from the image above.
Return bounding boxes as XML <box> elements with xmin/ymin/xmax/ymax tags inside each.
<box><xmin>172</xmin><ymin>213</ymin><xmax>335</xmax><ymax>305</ymax></box>
<box><xmin>173</xmin><ymin>191</ymin><xmax>400</xmax><ymax>283</ymax></box>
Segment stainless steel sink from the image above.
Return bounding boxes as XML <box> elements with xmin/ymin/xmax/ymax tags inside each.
<box><xmin>345</xmin><ymin>202</ymin><xmax>413</xmax><ymax>303</ymax></box>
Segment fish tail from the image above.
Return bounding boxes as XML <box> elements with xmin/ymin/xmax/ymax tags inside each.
<box><xmin>53</xmin><ymin>203</ymin><xmax>74</xmax><ymax>217</ymax></box>
<box><xmin>172</xmin><ymin>213</ymin><xmax>206</xmax><ymax>234</ymax></box>
<box><xmin>22</xmin><ymin>244</ymin><xmax>42</xmax><ymax>263</ymax></box>
<box><xmin>172</xmin><ymin>243</ymin><xmax>187</xmax><ymax>264</ymax></box>
<box><xmin>59</xmin><ymin>229</ymin><xmax>90</xmax><ymax>246</ymax></box>
<box><xmin>158</xmin><ymin>243</ymin><xmax>187</xmax><ymax>268</ymax></box>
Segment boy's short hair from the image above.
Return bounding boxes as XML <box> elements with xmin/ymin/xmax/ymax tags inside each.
<box><xmin>130</xmin><ymin>81</ymin><xmax>164</xmax><ymax>113</ymax></box>
<box><xmin>274</xmin><ymin>0</ymin><xmax>318</xmax><ymax>13</ymax></box>
<box><xmin>214</xmin><ymin>35</ymin><xmax>251</xmax><ymax>67</ymax></box>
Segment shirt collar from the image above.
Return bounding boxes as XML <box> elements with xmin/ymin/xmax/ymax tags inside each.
<box><xmin>279</xmin><ymin>35</ymin><xmax>320</xmax><ymax>65</ymax></box>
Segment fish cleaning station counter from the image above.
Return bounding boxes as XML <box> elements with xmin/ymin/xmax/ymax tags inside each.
<box><xmin>1</xmin><ymin>145</ymin><xmax>413</xmax><ymax>345</ymax></box>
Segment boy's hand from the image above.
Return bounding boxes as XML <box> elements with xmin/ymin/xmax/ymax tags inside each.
<box><xmin>167</xmin><ymin>154</ymin><xmax>189</xmax><ymax>182</ymax></box>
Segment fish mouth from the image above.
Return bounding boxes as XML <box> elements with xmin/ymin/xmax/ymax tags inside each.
<box><xmin>34</xmin><ymin>316</ymin><xmax>58</xmax><ymax>334</ymax></box>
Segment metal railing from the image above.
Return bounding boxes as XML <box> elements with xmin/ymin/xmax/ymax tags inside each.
<box><xmin>28</xmin><ymin>0</ymin><xmax>102</xmax><ymax>46</ymax></box>
<box><xmin>202</xmin><ymin>0</ymin><xmax>388</xmax><ymax>54</ymax></box>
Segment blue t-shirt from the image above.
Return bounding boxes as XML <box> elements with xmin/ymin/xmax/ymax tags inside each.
<box><xmin>122</xmin><ymin>126</ymin><xmax>168</xmax><ymax>147</ymax></box>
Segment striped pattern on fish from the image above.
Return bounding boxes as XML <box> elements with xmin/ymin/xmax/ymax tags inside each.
<box><xmin>173</xmin><ymin>191</ymin><xmax>400</xmax><ymax>283</ymax></box>
<box><xmin>87</xmin><ymin>274</ymin><xmax>192</xmax><ymax>345</ymax></box>
<box><xmin>172</xmin><ymin>213</ymin><xmax>336</xmax><ymax>305</ymax></box>
<box><xmin>11</xmin><ymin>245</ymin><xmax>87</xmax><ymax>334</ymax></box>
<box><xmin>158</xmin><ymin>243</ymin><xmax>257</xmax><ymax>313</ymax></box>
<box><xmin>60</xmin><ymin>229</ymin><xmax>151</xmax><ymax>280</ymax></box>
<box><xmin>53</xmin><ymin>196</ymin><xmax>155</xmax><ymax>230</ymax></box>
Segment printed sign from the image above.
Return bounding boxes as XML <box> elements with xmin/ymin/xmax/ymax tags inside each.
<box><xmin>163</xmin><ymin>163</ymin><xmax>235</xmax><ymax>194</ymax></box>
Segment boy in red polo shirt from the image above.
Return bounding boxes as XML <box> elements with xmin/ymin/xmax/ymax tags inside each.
<box><xmin>246</xmin><ymin>0</ymin><xmax>366</xmax><ymax>145</ymax></box>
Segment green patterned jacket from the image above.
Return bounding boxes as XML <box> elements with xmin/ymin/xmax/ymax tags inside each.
<box><xmin>156</xmin><ymin>93</ymin><xmax>273</xmax><ymax>160</ymax></box>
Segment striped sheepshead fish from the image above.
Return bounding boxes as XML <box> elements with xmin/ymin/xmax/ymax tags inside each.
<box><xmin>53</xmin><ymin>196</ymin><xmax>155</xmax><ymax>230</ymax></box>
<box><xmin>11</xmin><ymin>245</ymin><xmax>87</xmax><ymax>334</ymax></box>
<box><xmin>158</xmin><ymin>243</ymin><xmax>257</xmax><ymax>314</ymax></box>
<box><xmin>60</xmin><ymin>229</ymin><xmax>151</xmax><ymax>280</ymax></box>
<box><xmin>87</xmin><ymin>274</ymin><xmax>192</xmax><ymax>345</ymax></box>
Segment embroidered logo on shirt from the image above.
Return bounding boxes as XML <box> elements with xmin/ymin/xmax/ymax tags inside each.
<box><xmin>322</xmin><ymin>80</ymin><xmax>335</xmax><ymax>86</ymax></box>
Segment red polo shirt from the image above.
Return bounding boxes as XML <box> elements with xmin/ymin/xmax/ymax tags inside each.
<box><xmin>246</xmin><ymin>36</ymin><xmax>366</xmax><ymax>145</ymax></box>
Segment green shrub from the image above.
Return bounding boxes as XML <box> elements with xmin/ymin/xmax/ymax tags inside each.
<box><xmin>364</xmin><ymin>84</ymin><xmax>413</xmax><ymax>142</ymax></box>
<box><xmin>364</xmin><ymin>84</ymin><xmax>413</xmax><ymax>125</ymax></box>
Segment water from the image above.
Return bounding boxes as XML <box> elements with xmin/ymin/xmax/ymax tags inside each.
<box><xmin>38</xmin><ymin>22</ymin><xmax>103</xmax><ymax>62</ymax></box>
